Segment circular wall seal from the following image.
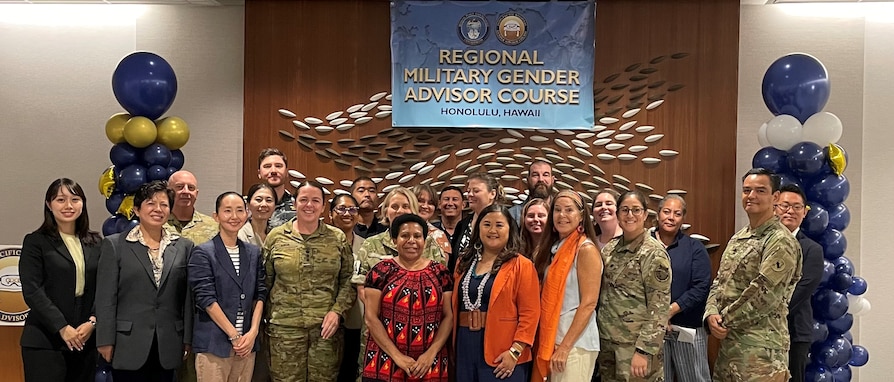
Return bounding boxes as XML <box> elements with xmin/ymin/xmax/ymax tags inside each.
<box><xmin>497</xmin><ymin>12</ymin><xmax>528</xmax><ymax>46</ymax></box>
<box><xmin>458</xmin><ymin>12</ymin><xmax>489</xmax><ymax>46</ymax></box>
<box><xmin>0</xmin><ymin>247</ymin><xmax>28</xmax><ymax>324</ymax></box>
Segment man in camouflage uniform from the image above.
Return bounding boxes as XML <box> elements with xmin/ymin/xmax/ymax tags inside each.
<box><xmin>264</xmin><ymin>217</ymin><xmax>356</xmax><ymax>382</ymax></box>
<box><xmin>165</xmin><ymin>170</ymin><xmax>217</xmax><ymax>382</ymax></box>
<box><xmin>704</xmin><ymin>168</ymin><xmax>802</xmax><ymax>382</ymax></box>
<box><xmin>258</xmin><ymin>148</ymin><xmax>296</xmax><ymax>231</ymax></box>
<box><xmin>598</xmin><ymin>224</ymin><xmax>672</xmax><ymax>381</ymax></box>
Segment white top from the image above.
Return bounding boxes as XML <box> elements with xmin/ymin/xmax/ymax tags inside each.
<box><xmin>60</xmin><ymin>232</ymin><xmax>85</xmax><ymax>297</ymax></box>
<box><xmin>554</xmin><ymin>238</ymin><xmax>601</xmax><ymax>351</ymax></box>
<box><xmin>227</xmin><ymin>245</ymin><xmax>245</xmax><ymax>333</ymax></box>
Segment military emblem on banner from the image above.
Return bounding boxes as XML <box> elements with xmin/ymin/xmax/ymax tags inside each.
<box><xmin>458</xmin><ymin>12</ymin><xmax>489</xmax><ymax>46</ymax></box>
<box><xmin>497</xmin><ymin>11</ymin><xmax>527</xmax><ymax>46</ymax></box>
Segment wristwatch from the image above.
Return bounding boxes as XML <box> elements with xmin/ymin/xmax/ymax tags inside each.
<box><xmin>635</xmin><ymin>348</ymin><xmax>651</xmax><ymax>356</ymax></box>
<box><xmin>508</xmin><ymin>347</ymin><xmax>522</xmax><ymax>359</ymax></box>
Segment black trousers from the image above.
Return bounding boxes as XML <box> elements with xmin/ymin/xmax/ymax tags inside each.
<box><xmin>338</xmin><ymin>328</ymin><xmax>362</xmax><ymax>382</ymax></box>
<box><xmin>111</xmin><ymin>337</ymin><xmax>174</xmax><ymax>382</ymax></box>
<box><xmin>22</xmin><ymin>345</ymin><xmax>97</xmax><ymax>382</ymax></box>
<box><xmin>789</xmin><ymin>341</ymin><xmax>811</xmax><ymax>382</ymax></box>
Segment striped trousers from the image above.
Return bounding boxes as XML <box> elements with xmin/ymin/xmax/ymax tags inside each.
<box><xmin>663</xmin><ymin>326</ymin><xmax>712</xmax><ymax>382</ymax></box>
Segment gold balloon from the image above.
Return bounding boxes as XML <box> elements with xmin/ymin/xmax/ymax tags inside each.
<box><xmin>105</xmin><ymin>113</ymin><xmax>131</xmax><ymax>144</ymax></box>
<box><xmin>828</xmin><ymin>143</ymin><xmax>847</xmax><ymax>176</ymax></box>
<box><xmin>98</xmin><ymin>166</ymin><xmax>116</xmax><ymax>198</ymax></box>
<box><xmin>117</xmin><ymin>195</ymin><xmax>135</xmax><ymax>220</ymax></box>
<box><xmin>123</xmin><ymin>116</ymin><xmax>158</xmax><ymax>148</ymax></box>
<box><xmin>156</xmin><ymin>116</ymin><xmax>190</xmax><ymax>150</ymax></box>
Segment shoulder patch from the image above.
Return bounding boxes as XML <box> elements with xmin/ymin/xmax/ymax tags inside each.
<box><xmin>655</xmin><ymin>266</ymin><xmax>670</xmax><ymax>282</ymax></box>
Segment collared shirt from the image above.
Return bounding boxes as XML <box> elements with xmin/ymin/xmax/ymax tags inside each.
<box><xmin>353</xmin><ymin>218</ymin><xmax>387</xmax><ymax>239</ymax></box>
<box><xmin>268</xmin><ymin>190</ymin><xmax>296</xmax><ymax>231</ymax></box>
<box><xmin>165</xmin><ymin>209</ymin><xmax>218</xmax><ymax>245</ymax></box>
<box><xmin>651</xmin><ymin>229</ymin><xmax>711</xmax><ymax>328</ymax></box>
<box><xmin>125</xmin><ymin>225</ymin><xmax>180</xmax><ymax>286</ymax></box>
<box><xmin>704</xmin><ymin>216</ymin><xmax>802</xmax><ymax>350</ymax></box>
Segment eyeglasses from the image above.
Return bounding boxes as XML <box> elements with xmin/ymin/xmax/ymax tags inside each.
<box><xmin>334</xmin><ymin>206</ymin><xmax>359</xmax><ymax>215</ymax></box>
<box><xmin>775</xmin><ymin>203</ymin><xmax>807</xmax><ymax>212</ymax></box>
<box><xmin>619</xmin><ymin>207</ymin><xmax>645</xmax><ymax>216</ymax></box>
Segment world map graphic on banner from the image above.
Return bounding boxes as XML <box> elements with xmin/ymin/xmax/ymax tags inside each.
<box><xmin>391</xmin><ymin>0</ymin><xmax>596</xmax><ymax>130</ymax></box>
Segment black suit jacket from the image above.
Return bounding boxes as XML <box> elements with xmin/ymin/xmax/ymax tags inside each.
<box><xmin>19</xmin><ymin>231</ymin><xmax>100</xmax><ymax>350</ymax></box>
<box><xmin>788</xmin><ymin>230</ymin><xmax>824</xmax><ymax>342</ymax></box>
<box><xmin>95</xmin><ymin>232</ymin><xmax>195</xmax><ymax>370</ymax></box>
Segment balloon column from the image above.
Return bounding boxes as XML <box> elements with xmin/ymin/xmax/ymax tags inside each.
<box><xmin>99</xmin><ymin>52</ymin><xmax>190</xmax><ymax>236</ymax></box>
<box><xmin>755</xmin><ymin>53</ymin><xmax>868</xmax><ymax>381</ymax></box>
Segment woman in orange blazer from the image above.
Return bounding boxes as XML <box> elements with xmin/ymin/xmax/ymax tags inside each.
<box><xmin>452</xmin><ymin>204</ymin><xmax>541</xmax><ymax>381</ymax></box>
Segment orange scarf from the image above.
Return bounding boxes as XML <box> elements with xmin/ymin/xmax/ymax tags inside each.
<box><xmin>531</xmin><ymin>230</ymin><xmax>583</xmax><ymax>381</ymax></box>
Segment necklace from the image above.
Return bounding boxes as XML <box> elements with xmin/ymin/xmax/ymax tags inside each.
<box><xmin>461</xmin><ymin>253</ymin><xmax>491</xmax><ymax>311</ymax></box>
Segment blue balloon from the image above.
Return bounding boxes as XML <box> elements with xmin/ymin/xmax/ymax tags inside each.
<box><xmin>808</xmin><ymin>174</ymin><xmax>850</xmax><ymax>208</ymax></box>
<box><xmin>102</xmin><ymin>215</ymin><xmax>124</xmax><ymax>236</ymax></box>
<box><xmin>830</xmin><ymin>365</ymin><xmax>851</xmax><ymax>381</ymax></box>
<box><xmin>109</xmin><ymin>143</ymin><xmax>142</xmax><ymax>168</ymax></box>
<box><xmin>147</xmin><ymin>164</ymin><xmax>169</xmax><ymax>181</ymax></box>
<box><xmin>778</xmin><ymin>173</ymin><xmax>802</xmax><ymax>190</ymax></box>
<box><xmin>812</xmin><ymin>321</ymin><xmax>830</xmax><ymax>343</ymax></box>
<box><xmin>117</xmin><ymin>164</ymin><xmax>147</xmax><ymax>194</ymax></box>
<box><xmin>833</xmin><ymin>256</ymin><xmax>854</xmax><ymax>276</ymax></box>
<box><xmin>842</xmin><ymin>331</ymin><xmax>853</xmax><ymax>343</ymax></box>
<box><xmin>116</xmin><ymin>216</ymin><xmax>139</xmax><ymax>234</ymax></box>
<box><xmin>827</xmin><ymin>204</ymin><xmax>850</xmax><ymax>232</ymax></box>
<box><xmin>848</xmin><ymin>276</ymin><xmax>867</xmax><ymax>295</ymax></box>
<box><xmin>143</xmin><ymin>143</ymin><xmax>172</xmax><ymax>167</ymax></box>
<box><xmin>167</xmin><ymin>166</ymin><xmax>178</xmax><ymax>178</ymax></box>
<box><xmin>814</xmin><ymin>345</ymin><xmax>840</xmax><ymax>368</ymax></box>
<box><xmin>802</xmin><ymin>202</ymin><xmax>829</xmax><ymax>238</ymax></box>
<box><xmin>111</xmin><ymin>52</ymin><xmax>178</xmax><ymax>120</ymax></box>
<box><xmin>830</xmin><ymin>338</ymin><xmax>853</xmax><ymax>368</ymax></box>
<box><xmin>813</xmin><ymin>289</ymin><xmax>848</xmax><ymax>321</ymax></box>
<box><xmin>829</xmin><ymin>273</ymin><xmax>853</xmax><ymax>293</ymax></box>
<box><xmin>820</xmin><ymin>260</ymin><xmax>836</xmax><ymax>286</ymax></box>
<box><xmin>827</xmin><ymin>313</ymin><xmax>853</xmax><ymax>335</ymax></box>
<box><xmin>105</xmin><ymin>192</ymin><xmax>125</xmax><ymax>215</ymax></box>
<box><xmin>849</xmin><ymin>345</ymin><xmax>869</xmax><ymax>367</ymax></box>
<box><xmin>805</xmin><ymin>363</ymin><xmax>834</xmax><ymax>382</ymax></box>
<box><xmin>788</xmin><ymin>142</ymin><xmax>827</xmax><ymax>178</ymax></box>
<box><xmin>170</xmin><ymin>149</ymin><xmax>185</xmax><ymax>170</ymax></box>
<box><xmin>820</xmin><ymin>229</ymin><xmax>847</xmax><ymax>260</ymax></box>
<box><xmin>752</xmin><ymin>147</ymin><xmax>788</xmax><ymax>174</ymax></box>
<box><xmin>761</xmin><ymin>53</ymin><xmax>830</xmax><ymax>124</ymax></box>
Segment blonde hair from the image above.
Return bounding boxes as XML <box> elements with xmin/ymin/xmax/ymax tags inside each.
<box><xmin>377</xmin><ymin>187</ymin><xmax>420</xmax><ymax>225</ymax></box>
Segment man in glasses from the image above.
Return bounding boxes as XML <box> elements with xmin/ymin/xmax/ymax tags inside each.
<box><xmin>704</xmin><ymin>168</ymin><xmax>802</xmax><ymax>382</ymax></box>
<box><xmin>774</xmin><ymin>184</ymin><xmax>824</xmax><ymax>382</ymax></box>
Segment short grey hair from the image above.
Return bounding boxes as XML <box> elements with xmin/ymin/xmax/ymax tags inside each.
<box><xmin>658</xmin><ymin>194</ymin><xmax>687</xmax><ymax>216</ymax></box>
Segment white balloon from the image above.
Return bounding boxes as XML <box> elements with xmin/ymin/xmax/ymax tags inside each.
<box><xmin>803</xmin><ymin>112</ymin><xmax>843</xmax><ymax>145</ymax></box>
<box><xmin>855</xmin><ymin>298</ymin><xmax>872</xmax><ymax>317</ymax></box>
<box><xmin>766</xmin><ymin>114</ymin><xmax>803</xmax><ymax>150</ymax></box>
<box><xmin>757</xmin><ymin>122</ymin><xmax>770</xmax><ymax>147</ymax></box>
<box><xmin>847</xmin><ymin>294</ymin><xmax>864</xmax><ymax>315</ymax></box>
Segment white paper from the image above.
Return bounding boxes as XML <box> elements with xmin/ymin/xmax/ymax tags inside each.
<box><xmin>669</xmin><ymin>325</ymin><xmax>697</xmax><ymax>344</ymax></box>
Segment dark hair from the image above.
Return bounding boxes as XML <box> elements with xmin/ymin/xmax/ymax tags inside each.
<box><xmin>742</xmin><ymin>167</ymin><xmax>781</xmax><ymax>192</ymax></box>
<box><xmin>778</xmin><ymin>184</ymin><xmax>807</xmax><ymax>204</ymax></box>
<box><xmin>258</xmin><ymin>147</ymin><xmax>287</xmax><ymax>168</ymax></box>
<box><xmin>457</xmin><ymin>205</ymin><xmax>522</xmax><ymax>276</ymax></box>
<box><xmin>533</xmin><ymin>190</ymin><xmax>598</xmax><ymax>280</ymax></box>
<box><xmin>37</xmin><ymin>178</ymin><xmax>100</xmax><ymax>245</ymax></box>
<box><xmin>590</xmin><ymin>188</ymin><xmax>620</xmax><ymax>236</ymax></box>
<box><xmin>389</xmin><ymin>214</ymin><xmax>429</xmax><ymax>240</ymax></box>
<box><xmin>294</xmin><ymin>180</ymin><xmax>325</xmax><ymax>197</ymax></box>
<box><xmin>329</xmin><ymin>193</ymin><xmax>360</xmax><ymax>212</ymax></box>
<box><xmin>520</xmin><ymin>198</ymin><xmax>550</xmax><ymax>257</ymax></box>
<box><xmin>439</xmin><ymin>185</ymin><xmax>464</xmax><ymax>201</ymax></box>
<box><xmin>246</xmin><ymin>183</ymin><xmax>278</xmax><ymax>205</ymax></box>
<box><xmin>215</xmin><ymin>191</ymin><xmax>245</xmax><ymax>212</ymax></box>
<box><xmin>133</xmin><ymin>180</ymin><xmax>174</xmax><ymax>211</ymax></box>
<box><xmin>618</xmin><ymin>190</ymin><xmax>649</xmax><ymax>211</ymax></box>
<box><xmin>349</xmin><ymin>176</ymin><xmax>376</xmax><ymax>193</ymax></box>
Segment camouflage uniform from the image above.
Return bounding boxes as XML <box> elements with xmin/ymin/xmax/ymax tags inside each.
<box><xmin>704</xmin><ymin>217</ymin><xmax>801</xmax><ymax>382</ymax></box>
<box><xmin>597</xmin><ymin>233</ymin><xmax>672</xmax><ymax>382</ymax></box>
<box><xmin>350</xmin><ymin>229</ymin><xmax>447</xmax><ymax>380</ymax></box>
<box><xmin>268</xmin><ymin>190</ymin><xmax>296</xmax><ymax>232</ymax></box>
<box><xmin>264</xmin><ymin>219</ymin><xmax>357</xmax><ymax>382</ymax></box>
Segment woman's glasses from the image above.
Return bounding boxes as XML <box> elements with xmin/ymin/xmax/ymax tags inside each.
<box><xmin>334</xmin><ymin>206</ymin><xmax>359</xmax><ymax>215</ymax></box>
<box><xmin>619</xmin><ymin>207</ymin><xmax>645</xmax><ymax>216</ymax></box>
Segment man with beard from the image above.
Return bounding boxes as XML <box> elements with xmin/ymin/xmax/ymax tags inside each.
<box><xmin>509</xmin><ymin>160</ymin><xmax>555</xmax><ymax>224</ymax></box>
<box><xmin>350</xmin><ymin>177</ymin><xmax>387</xmax><ymax>238</ymax></box>
<box><xmin>258</xmin><ymin>148</ymin><xmax>295</xmax><ymax>231</ymax></box>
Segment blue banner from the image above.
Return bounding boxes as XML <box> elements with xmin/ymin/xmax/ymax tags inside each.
<box><xmin>391</xmin><ymin>0</ymin><xmax>596</xmax><ymax>130</ymax></box>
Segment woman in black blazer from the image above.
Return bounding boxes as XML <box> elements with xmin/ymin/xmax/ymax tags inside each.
<box><xmin>20</xmin><ymin>178</ymin><xmax>101</xmax><ymax>382</ymax></box>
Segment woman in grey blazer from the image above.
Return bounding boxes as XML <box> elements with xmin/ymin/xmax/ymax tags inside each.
<box><xmin>20</xmin><ymin>178</ymin><xmax>101</xmax><ymax>382</ymax></box>
<box><xmin>95</xmin><ymin>180</ymin><xmax>195</xmax><ymax>382</ymax></box>
<box><xmin>189</xmin><ymin>191</ymin><xmax>268</xmax><ymax>381</ymax></box>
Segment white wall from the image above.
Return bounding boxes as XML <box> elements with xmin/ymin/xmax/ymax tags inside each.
<box><xmin>0</xmin><ymin>4</ymin><xmax>244</xmax><ymax>245</ymax></box>
<box><xmin>740</xmin><ymin>4</ymin><xmax>891</xmax><ymax>379</ymax></box>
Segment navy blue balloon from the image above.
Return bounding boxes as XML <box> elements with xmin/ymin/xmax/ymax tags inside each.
<box><xmin>849</xmin><ymin>345</ymin><xmax>868</xmax><ymax>367</ymax></box>
<box><xmin>848</xmin><ymin>276</ymin><xmax>867</xmax><ymax>295</ymax></box>
<box><xmin>761</xmin><ymin>53</ymin><xmax>830</xmax><ymax>124</ymax></box>
<box><xmin>147</xmin><ymin>165</ymin><xmax>169</xmax><ymax>181</ymax></box>
<box><xmin>805</xmin><ymin>364</ymin><xmax>833</xmax><ymax>382</ymax></box>
<box><xmin>830</xmin><ymin>338</ymin><xmax>853</xmax><ymax>368</ymax></box>
<box><xmin>167</xmin><ymin>166</ymin><xmax>178</xmax><ymax>178</ymax></box>
<box><xmin>105</xmin><ymin>193</ymin><xmax>125</xmax><ymax>215</ymax></box>
<box><xmin>116</xmin><ymin>217</ymin><xmax>139</xmax><ymax>234</ymax></box>
<box><xmin>842</xmin><ymin>331</ymin><xmax>853</xmax><ymax>343</ymax></box>
<box><xmin>813</xmin><ymin>289</ymin><xmax>848</xmax><ymax>321</ymax></box>
<box><xmin>827</xmin><ymin>313</ymin><xmax>853</xmax><ymax>335</ymax></box>
<box><xmin>820</xmin><ymin>260</ymin><xmax>835</xmax><ymax>286</ymax></box>
<box><xmin>812</xmin><ymin>321</ymin><xmax>830</xmax><ymax>343</ymax></box>
<box><xmin>827</xmin><ymin>204</ymin><xmax>850</xmax><ymax>232</ymax></box>
<box><xmin>170</xmin><ymin>149</ymin><xmax>185</xmax><ymax>170</ymax></box>
<box><xmin>802</xmin><ymin>202</ymin><xmax>829</xmax><ymax>238</ymax></box>
<box><xmin>814</xmin><ymin>345</ymin><xmax>840</xmax><ymax>368</ymax></box>
<box><xmin>112</xmin><ymin>52</ymin><xmax>178</xmax><ymax>120</ymax></box>
<box><xmin>143</xmin><ymin>143</ymin><xmax>172</xmax><ymax>167</ymax></box>
<box><xmin>829</xmin><ymin>273</ymin><xmax>853</xmax><ymax>293</ymax></box>
<box><xmin>752</xmin><ymin>147</ymin><xmax>788</xmax><ymax>174</ymax></box>
<box><xmin>830</xmin><ymin>365</ymin><xmax>851</xmax><ymax>381</ymax></box>
<box><xmin>778</xmin><ymin>173</ymin><xmax>802</xmax><ymax>190</ymax></box>
<box><xmin>787</xmin><ymin>142</ymin><xmax>826</xmax><ymax>178</ymax></box>
<box><xmin>109</xmin><ymin>143</ymin><xmax>142</xmax><ymax>168</ymax></box>
<box><xmin>833</xmin><ymin>256</ymin><xmax>854</xmax><ymax>276</ymax></box>
<box><xmin>117</xmin><ymin>164</ymin><xmax>147</xmax><ymax>194</ymax></box>
<box><xmin>820</xmin><ymin>229</ymin><xmax>847</xmax><ymax>260</ymax></box>
<box><xmin>102</xmin><ymin>215</ymin><xmax>124</xmax><ymax>236</ymax></box>
<box><xmin>808</xmin><ymin>174</ymin><xmax>850</xmax><ymax>208</ymax></box>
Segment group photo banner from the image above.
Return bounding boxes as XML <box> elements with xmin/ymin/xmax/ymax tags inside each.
<box><xmin>391</xmin><ymin>0</ymin><xmax>596</xmax><ymax>130</ymax></box>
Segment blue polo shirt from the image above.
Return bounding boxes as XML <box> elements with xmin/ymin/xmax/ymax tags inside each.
<box><xmin>652</xmin><ymin>229</ymin><xmax>712</xmax><ymax>328</ymax></box>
